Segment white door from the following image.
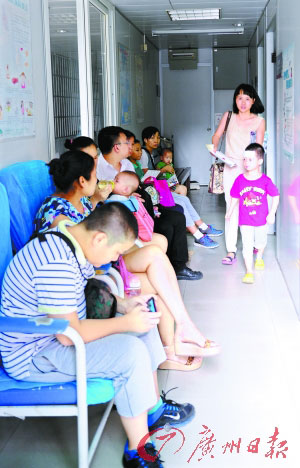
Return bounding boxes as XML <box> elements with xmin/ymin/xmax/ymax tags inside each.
<box><xmin>162</xmin><ymin>65</ymin><xmax>212</xmax><ymax>184</ymax></box>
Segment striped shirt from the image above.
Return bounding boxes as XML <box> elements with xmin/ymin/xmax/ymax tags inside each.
<box><xmin>0</xmin><ymin>221</ymin><xmax>94</xmax><ymax>380</ymax></box>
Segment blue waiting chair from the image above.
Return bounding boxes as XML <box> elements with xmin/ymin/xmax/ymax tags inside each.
<box><xmin>0</xmin><ymin>181</ymin><xmax>115</xmax><ymax>467</ymax></box>
<box><xmin>0</xmin><ymin>160</ymin><xmax>124</xmax><ymax>297</ymax></box>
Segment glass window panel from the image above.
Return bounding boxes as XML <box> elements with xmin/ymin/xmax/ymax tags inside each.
<box><xmin>48</xmin><ymin>0</ymin><xmax>81</xmax><ymax>155</ymax></box>
<box><xmin>89</xmin><ymin>2</ymin><xmax>107</xmax><ymax>141</ymax></box>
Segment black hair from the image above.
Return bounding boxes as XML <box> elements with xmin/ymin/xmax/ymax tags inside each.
<box><xmin>133</xmin><ymin>138</ymin><xmax>141</xmax><ymax>145</ymax></box>
<box><xmin>64</xmin><ymin>136</ymin><xmax>96</xmax><ymax>151</ymax></box>
<box><xmin>232</xmin><ymin>83</ymin><xmax>264</xmax><ymax>114</ymax></box>
<box><xmin>245</xmin><ymin>143</ymin><xmax>265</xmax><ymax>160</ymax></box>
<box><xmin>48</xmin><ymin>150</ymin><xmax>95</xmax><ymax>193</ymax></box>
<box><xmin>83</xmin><ymin>202</ymin><xmax>138</xmax><ymax>244</ymax></box>
<box><xmin>161</xmin><ymin>148</ymin><xmax>173</xmax><ymax>157</ymax></box>
<box><xmin>98</xmin><ymin>126</ymin><xmax>125</xmax><ymax>155</ymax></box>
<box><xmin>123</xmin><ymin>129</ymin><xmax>135</xmax><ymax>140</ymax></box>
<box><xmin>141</xmin><ymin>126</ymin><xmax>160</xmax><ymax>143</ymax></box>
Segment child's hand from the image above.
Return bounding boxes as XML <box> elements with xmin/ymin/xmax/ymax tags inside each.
<box><xmin>132</xmin><ymin>192</ymin><xmax>144</xmax><ymax>201</ymax></box>
<box><xmin>160</xmin><ymin>165</ymin><xmax>174</xmax><ymax>173</ymax></box>
<box><xmin>266</xmin><ymin>213</ymin><xmax>275</xmax><ymax>224</ymax></box>
<box><xmin>125</xmin><ymin>302</ymin><xmax>161</xmax><ymax>334</ymax></box>
<box><xmin>225</xmin><ymin>212</ymin><xmax>231</xmax><ymax>220</ymax></box>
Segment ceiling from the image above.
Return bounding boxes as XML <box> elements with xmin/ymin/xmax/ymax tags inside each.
<box><xmin>109</xmin><ymin>0</ymin><xmax>269</xmax><ymax>49</ymax></box>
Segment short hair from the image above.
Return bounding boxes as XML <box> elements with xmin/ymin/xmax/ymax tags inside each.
<box><xmin>133</xmin><ymin>138</ymin><xmax>141</xmax><ymax>145</ymax></box>
<box><xmin>98</xmin><ymin>126</ymin><xmax>125</xmax><ymax>154</ymax></box>
<box><xmin>232</xmin><ymin>83</ymin><xmax>264</xmax><ymax>114</ymax></box>
<box><xmin>245</xmin><ymin>143</ymin><xmax>265</xmax><ymax>160</ymax></box>
<box><xmin>48</xmin><ymin>150</ymin><xmax>95</xmax><ymax>193</ymax></box>
<box><xmin>64</xmin><ymin>136</ymin><xmax>96</xmax><ymax>151</ymax></box>
<box><xmin>161</xmin><ymin>148</ymin><xmax>173</xmax><ymax>158</ymax></box>
<box><xmin>83</xmin><ymin>202</ymin><xmax>138</xmax><ymax>244</ymax></box>
<box><xmin>141</xmin><ymin>126</ymin><xmax>160</xmax><ymax>143</ymax></box>
<box><xmin>123</xmin><ymin>129</ymin><xmax>135</xmax><ymax>140</ymax></box>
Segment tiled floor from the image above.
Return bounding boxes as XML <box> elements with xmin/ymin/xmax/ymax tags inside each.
<box><xmin>1</xmin><ymin>188</ymin><xmax>299</xmax><ymax>467</ymax></box>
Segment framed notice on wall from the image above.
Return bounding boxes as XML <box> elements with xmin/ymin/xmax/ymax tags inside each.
<box><xmin>135</xmin><ymin>55</ymin><xmax>144</xmax><ymax>123</ymax></box>
<box><xmin>0</xmin><ymin>0</ymin><xmax>35</xmax><ymax>140</ymax></box>
<box><xmin>118</xmin><ymin>43</ymin><xmax>131</xmax><ymax>125</ymax></box>
<box><xmin>282</xmin><ymin>45</ymin><xmax>294</xmax><ymax>163</ymax></box>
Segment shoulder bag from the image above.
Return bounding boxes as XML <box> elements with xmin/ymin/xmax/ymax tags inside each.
<box><xmin>208</xmin><ymin>111</ymin><xmax>232</xmax><ymax>194</ymax></box>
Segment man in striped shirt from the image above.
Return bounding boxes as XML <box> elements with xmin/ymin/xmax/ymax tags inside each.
<box><xmin>0</xmin><ymin>202</ymin><xmax>195</xmax><ymax>467</ymax></box>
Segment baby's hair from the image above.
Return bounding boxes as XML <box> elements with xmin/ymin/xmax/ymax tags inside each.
<box><xmin>233</xmin><ymin>83</ymin><xmax>264</xmax><ymax>114</ymax></box>
<box><xmin>48</xmin><ymin>150</ymin><xmax>95</xmax><ymax>193</ymax></box>
<box><xmin>161</xmin><ymin>148</ymin><xmax>173</xmax><ymax>158</ymax></box>
<box><xmin>134</xmin><ymin>138</ymin><xmax>141</xmax><ymax>145</ymax></box>
<box><xmin>118</xmin><ymin>170</ymin><xmax>140</xmax><ymax>187</ymax></box>
<box><xmin>245</xmin><ymin>143</ymin><xmax>265</xmax><ymax>161</ymax></box>
<box><xmin>64</xmin><ymin>136</ymin><xmax>96</xmax><ymax>151</ymax></box>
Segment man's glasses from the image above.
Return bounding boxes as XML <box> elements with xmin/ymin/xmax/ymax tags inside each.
<box><xmin>115</xmin><ymin>141</ymin><xmax>129</xmax><ymax>146</ymax></box>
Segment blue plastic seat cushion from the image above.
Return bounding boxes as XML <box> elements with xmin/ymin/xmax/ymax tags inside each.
<box><xmin>0</xmin><ymin>368</ymin><xmax>114</xmax><ymax>406</ymax></box>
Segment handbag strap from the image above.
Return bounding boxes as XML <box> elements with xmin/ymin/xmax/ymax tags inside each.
<box><xmin>219</xmin><ymin>110</ymin><xmax>232</xmax><ymax>150</ymax></box>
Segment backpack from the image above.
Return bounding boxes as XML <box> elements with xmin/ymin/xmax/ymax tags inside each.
<box><xmin>133</xmin><ymin>198</ymin><xmax>154</xmax><ymax>242</ymax></box>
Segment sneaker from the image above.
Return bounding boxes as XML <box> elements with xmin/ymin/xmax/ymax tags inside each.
<box><xmin>122</xmin><ymin>442</ymin><xmax>164</xmax><ymax>467</ymax></box>
<box><xmin>149</xmin><ymin>389</ymin><xmax>195</xmax><ymax>431</ymax></box>
<box><xmin>194</xmin><ymin>235</ymin><xmax>218</xmax><ymax>249</ymax></box>
<box><xmin>242</xmin><ymin>273</ymin><xmax>254</xmax><ymax>284</ymax></box>
<box><xmin>255</xmin><ymin>259</ymin><xmax>265</xmax><ymax>270</ymax></box>
<box><xmin>199</xmin><ymin>225</ymin><xmax>223</xmax><ymax>237</ymax></box>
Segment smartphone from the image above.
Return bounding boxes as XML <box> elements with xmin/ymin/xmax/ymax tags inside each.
<box><xmin>146</xmin><ymin>297</ymin><xmax>157</xmax><ymax>312</ymax></box>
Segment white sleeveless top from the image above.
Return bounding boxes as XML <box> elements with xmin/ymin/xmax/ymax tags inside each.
<box><xmin>225</xmin><ymin>113</ymin><xmax>264</xmax><ymax>161</ymax></box>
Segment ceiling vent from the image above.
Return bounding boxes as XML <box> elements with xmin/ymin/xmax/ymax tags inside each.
<box><xmin>168</xmin><ymin>49</ymin><xmax>198</xmax><ymax>70</ymax></box>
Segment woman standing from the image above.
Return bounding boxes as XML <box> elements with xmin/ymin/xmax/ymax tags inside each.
<box><xmin>212</xmin><ymin>83</ymin><xmax>265</xmax><ymax>264</ymax></box>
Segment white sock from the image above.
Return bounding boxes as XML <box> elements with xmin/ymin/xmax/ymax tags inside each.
<box><xmin>199</xmin><ymin>222</ymin><xmax>209</xmax><ymax>230</ymax></box>
<box><xmin>193</xmin><ymin>230</ymin><xmax>203</xmax><ymax>240</ymax></box>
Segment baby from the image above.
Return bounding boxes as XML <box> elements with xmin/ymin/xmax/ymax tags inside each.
<box><xmin>156</xmin><ymin>148</ymin><xmax>187</xmax><ymax>195</ymax></box>
<box><xmin>108</xmin><ymin>171</ymin><xmax>167</xmax><ymax>252</ymax></box>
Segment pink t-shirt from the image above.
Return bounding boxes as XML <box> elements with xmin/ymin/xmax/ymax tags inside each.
<box><xmin>230</xmin><ymin>173</ymin><xmax>279</xmax><ymax>226</ymax></box>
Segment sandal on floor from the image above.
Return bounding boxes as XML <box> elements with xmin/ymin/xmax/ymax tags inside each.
<box><xmin>175</xmin><ymin>339</ymin><xmax>221</xmax><ymax>358</ymax></box>
<box><xmin>222</xmin><ymin>252</ymin><xmax>237</xmax><ymax>265</ymax></box>
<box><xmin>159</xmin><ymin>355</ymin><xmax>202</xmax><ymax>371</ymax></box>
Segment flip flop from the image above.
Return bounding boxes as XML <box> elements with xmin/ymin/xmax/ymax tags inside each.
<box><xmin>159</xmin><ymin>356</ymin><xmax>202</xmax><ymax>371</ymax></box>
<box><xmin>222</xmin><ymin>252</ymin><xmax>237</xmax><ymax>265</ymax></box>
<box><xmin>175</xmin><ymin>339</ymin><xmax>221</xmax><ymax>358</ymax></box>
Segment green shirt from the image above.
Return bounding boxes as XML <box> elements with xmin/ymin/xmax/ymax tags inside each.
<box><xmin>156</xmin><ymin>161</ymin><xmax>174</xmax><ymax>180</ymax></box>
<box><xmin>132</xmin><ymin>160</ymin><xmax>144</xmax><ymax>180</ymax></box>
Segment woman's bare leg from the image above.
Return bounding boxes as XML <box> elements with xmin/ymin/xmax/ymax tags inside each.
<box><xmin>123</xmin><ymin>245</ymin><xmax>209</xmax><ymax>347</ymax></box>
<box><xmin>141</xmin><ymin>233</ymin><xmax>168</xmax><ymax>253</ymax></box>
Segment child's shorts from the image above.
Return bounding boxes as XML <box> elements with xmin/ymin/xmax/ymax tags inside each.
<box><xmin>240</xmin><ymin>224</ymin><xmax>268</xmax><ymax>250</ymax></box>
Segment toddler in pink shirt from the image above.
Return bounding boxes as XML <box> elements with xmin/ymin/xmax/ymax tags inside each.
<box><xmin>226</xmin><ymin>143</ymin><xmax>279</xmax><ymax>284</ymax></box>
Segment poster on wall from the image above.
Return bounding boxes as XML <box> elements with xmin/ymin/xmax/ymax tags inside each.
<box><xmin>0</xmin><ymin>0</ymin><xmax>35</xmax><ymax>140</ymax></box>
<box><xmin>135</xmin><ymin>55</ymin><xmax>144</xmax><ymax>123</ymax></box>
<box><xmin>282</xmin><ymin>44</ymin><xmax>294</xmax><ymax>163</ymax></box>
<box><xmin>118</xmin><ymin>44</ymin><xmax>131</xmax><ymax>125</ymax></box>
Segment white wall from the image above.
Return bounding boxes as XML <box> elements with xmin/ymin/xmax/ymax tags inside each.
<box><xmin>276</xmin><ymin>0</ymin><xmax>300</xmax><ymax>315</ymax></box>
<box><xmin>160</xmin><ymin>48</ymin><xmax>213</xmax><ymax>184</ymax></box>
<box><xmin>115</xmin><ymin>11</ymin><xmax>160</xmax><ymax>140</ymax></box>
<box><xmin>0</xmin><ymin>0</ymin><xmax>50</xmax><ymax>169</ymax></box>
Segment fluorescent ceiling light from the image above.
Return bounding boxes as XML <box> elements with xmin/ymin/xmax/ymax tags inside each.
<box><xmin>152</xmin><ymin>27</ymin><xmax>244</xmax><ymax>36</ymax></box>
<box><xmin>167</xmin><ymin>9</ymin><xmax>221</xmax><ymax>21</ymax></box>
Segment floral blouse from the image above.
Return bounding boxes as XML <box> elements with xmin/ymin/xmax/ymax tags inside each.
<box><xmin>34</xmin><ymin>195</ymin><xmax>93</xmax><ymax>233</ymax></box>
